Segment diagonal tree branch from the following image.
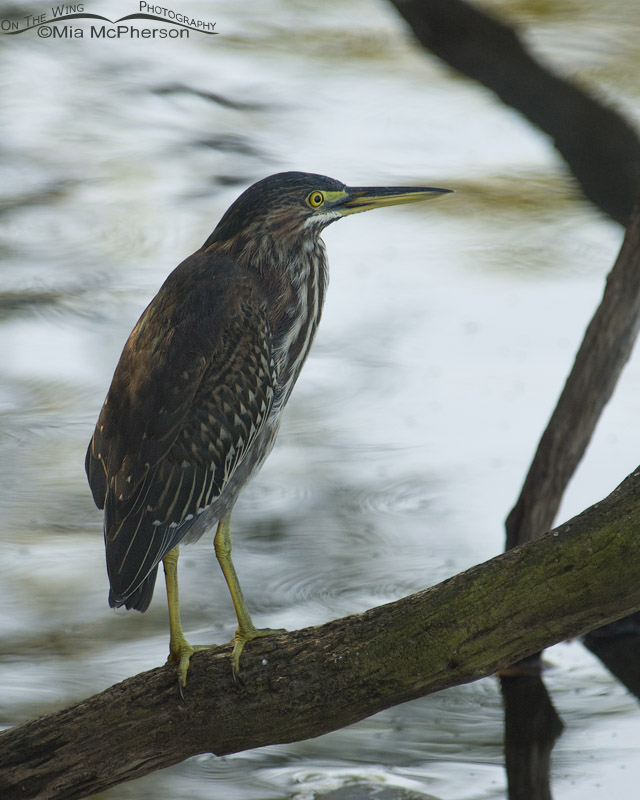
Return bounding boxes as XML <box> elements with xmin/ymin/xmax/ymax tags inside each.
<box><xmin>498</xmin><ymin>171</ymin><xmax>640</xmax><ymax>800</ymax></box>
<box><xmin>506</xmin><ymin>195</ymin><xmax>640</xmax><ymax>549</ymax></box>
<box><xmin>3</xmin><ymin>467</ymin><xmax>640</xmax><ymax>800</ymax></box>
<box><xmin>500</xmin><ymin>188</ymin><xmax>640</xmax><ymax>797</ymax></box>
<box><xmin>388</xmin><ymin>0</ymin><xmax>640</xmax><ymax>225</ymax></box>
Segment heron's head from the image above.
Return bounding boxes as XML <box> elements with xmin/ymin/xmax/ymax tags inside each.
<box><xmin>205</xmin><ymin>171</ymin><xmax>452</xmax><ymax>256</ymax></box>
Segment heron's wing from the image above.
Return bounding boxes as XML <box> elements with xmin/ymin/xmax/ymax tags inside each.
<box><xmin>85</xmin><ymin>254</ymin><xmax>276</xmax><ymax>603</ymax></box>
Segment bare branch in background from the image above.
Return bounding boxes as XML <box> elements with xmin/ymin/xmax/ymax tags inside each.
<box><xmin>506</xmin><ymin>196</ymin><xmax>640</xmax><ymax>548</ymax></box>
<box><xmin>389</xmin><ymin>0</ymin><xmax>640</xmax><ymax>225</ymax></box>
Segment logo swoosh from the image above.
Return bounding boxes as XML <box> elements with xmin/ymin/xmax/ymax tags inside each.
<box><xmin>3</xmin><ymin>13</ymin><xmax>218</xmax><ymax>35</ymax></box>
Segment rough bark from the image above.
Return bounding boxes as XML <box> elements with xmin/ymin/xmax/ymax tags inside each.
<box><xmin>3</xmin><ymin>468</ymin><xmax>640</xmax><ymax>800</ymax></box>
<box><xmin>388</xmin><ymin>0</ymin><xmax>640</xmax><ymax>226</ymax></box>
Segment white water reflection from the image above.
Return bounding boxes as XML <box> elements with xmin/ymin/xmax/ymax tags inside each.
<box><xmin>1</xmin><ymin>0</ymin><xmax>639</xmax><ymax>798</ymax></box>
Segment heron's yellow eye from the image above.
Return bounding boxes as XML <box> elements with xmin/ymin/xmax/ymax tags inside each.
<box><xmin>307</xmin><ymin>191</ymin><xmax>325</xmax><ymax>208</ymax></box>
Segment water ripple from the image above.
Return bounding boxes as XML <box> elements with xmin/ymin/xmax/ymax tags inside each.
<box><xmin>346</xmin><ymin>476</ymin><xmax>440</xmax><ymax>518</ymax></box>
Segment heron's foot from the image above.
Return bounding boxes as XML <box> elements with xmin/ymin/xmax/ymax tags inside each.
<box><xmin>230</xmin><ymin>624</ymin><xmax>286</xmax><ymax>683</ymax></box>
<box><xmin>167</xmin><ymin>633</ymin><xmax>213</xmax><ymax>688</ymax></box>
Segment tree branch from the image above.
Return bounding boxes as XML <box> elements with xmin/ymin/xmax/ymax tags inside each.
<box><xmin>3</xmin><ymin>467</ymin><xmax>640</xmax><ymax>800</ymax></box>
<box><xmin>499</xmin><ymin>162</ymin><xmax>640</xmax><ymax>798</ymax></box>
<box><xmin>379</xmin><ymin>5</ymin><xmax>640</xmax><ymax>796</ymax></box>
<box><xmin>506</xmin><ymin>195</ymin><xmax>640</xmax><ymax>548</ymax></box>
<box><xmin>388</xmin><ymin>0</ymin><xmax>640</xmax><ymax>225</ymax></box>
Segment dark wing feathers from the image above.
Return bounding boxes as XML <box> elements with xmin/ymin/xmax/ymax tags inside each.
<box><xmin>86</xmin><ymin>253</ymin><xmax>276</xmax><ymax>606</ymax></box>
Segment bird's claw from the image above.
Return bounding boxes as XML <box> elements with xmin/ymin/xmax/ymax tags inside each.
<box><xmin>230</xmin><ymin>625</ymin><xmax>286</xmax><ymax>684</ymax></box>
<box><xmin>167</xmin><ymin>638</ymin><xmax>212</xmax><ymax>688</ymax></box>
<box><xmin>166</xmin><ymin>624</ymin><xmax>286</xmax><ymax>687</ymax></box>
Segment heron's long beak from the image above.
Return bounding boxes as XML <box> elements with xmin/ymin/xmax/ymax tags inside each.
<box><xmin>334</xmin><ymin>184</ymin><xmax>453</xmax><ymax>216</ymax></box>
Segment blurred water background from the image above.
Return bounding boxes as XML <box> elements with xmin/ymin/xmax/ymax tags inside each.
<box><xmin>1</xmin><ymin>0</ymin><xmax>640</xmax><ymax>797</ymax></box>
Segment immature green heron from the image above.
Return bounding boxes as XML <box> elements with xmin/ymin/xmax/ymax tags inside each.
<box><xmin>86</xmin><ymin>171</ymin><xmax>451</xmax><ymax>686</ymax></box>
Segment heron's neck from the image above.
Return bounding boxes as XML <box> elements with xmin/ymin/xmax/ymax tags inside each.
<box><xmin>263</xmin><ymin>236</ymin><xmax>329</xmax><ymax>407</ymax></box>
<box><xmin>212</xmin><ymin>231</ymin><xmax>329</xmax><ymax>404</ymax></box>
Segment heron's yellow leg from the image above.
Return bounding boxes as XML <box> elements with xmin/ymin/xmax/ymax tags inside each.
<box><xmin>214</xmin><ymin>513</ymin><xmax>285</xmax><ymax>679</ymax></box>
<box><xmin>163</xmin><ymin>546</ymin><xmax>210</xmax><ymax>687</ymax></box>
